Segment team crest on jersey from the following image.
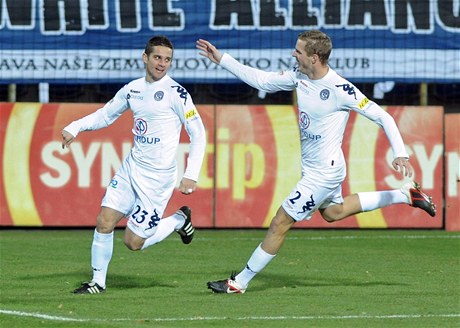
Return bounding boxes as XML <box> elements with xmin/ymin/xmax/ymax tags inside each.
<box><xmin>134</xmin><ymin>118</ymin><xmax>148</xmax><ymax>135</ymax></box>
<box><xmin>154</xmin><ymin>91</ymin><xmax>164</xmax><ymax>101</ymax></box>
<box><xmin>299</xmin><ymin>111</ymin><xmax>310</xmax><ymax>129</ymax></box>
<box><xmin>320</xmin><ymin>89</ymin><xmax>330</xmax><ymax>100</ymax></box>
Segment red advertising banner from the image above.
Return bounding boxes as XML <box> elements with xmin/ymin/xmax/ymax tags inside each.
<box><xmin>0</xmin><ymin>103</ymin><xmax>444</xmax><ymax>228</ymax></box>
<box><xmin>444</xmin><ymin>114</ymin><xmax>460</xmax><ymax>231</ymax></box>
<box><xmin>209</xmin><ymin>105</ymin><xmax>444</xmax><ymax>229</ymax></box>
<box><xmin>0</xmin><ymin>103</ymin><xmax>215</xmax><ymax>227</ymax></box>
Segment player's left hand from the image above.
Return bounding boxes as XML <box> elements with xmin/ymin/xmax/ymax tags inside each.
<box><xmin>179</xmin><ymin>178</ymin><xmax>197</xmax><ymax>195</ymax></box>
<box><xmin>392</xmin><ymin>157</ymin><xmax>413</xmax><ymax>177</ymax></box>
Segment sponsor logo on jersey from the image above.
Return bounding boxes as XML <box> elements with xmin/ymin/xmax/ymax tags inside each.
<box><xmin>299</xmin><ymin>111</ymin><xmax>321</xmax><ymax>140</ymax></box>
<box><xmin>185</xmin><ymin>108</ymin><xmax>197</xmax><ymax>120</ymax></box>
<box><xmin>335</xmin><ymin>83</ymin><xmax>357</xmax><ymax>99</ymax></box>
<box><xmin>127</xmin><ymin>93</ymin><xmax>143</xmax><ymax>100</ymax></box>
<box><xmin>320</xmin><ymin>89</ymin><xmax>330</xmax><ymax>100</ymax></box>
<box><xmin>171</xmin><ymin>85</ymin><xmax>188</xmax><ymax>105</ymax></box>
<box><xmin>358</xmin><ymin>97</ymin><xmax>369</xmax><ymax>110</ymax></box>
<box><xmin>109</xmin><ymin>178</ymin><xmax>118</xmax><ymax>189</ymax></box>
<box><xmin>297</xmin><ymin>80</ymin><xmax>309</xmax><ymax>93</ymax></box>
<box><xmin>134</xmin><ymin>118</ymin><xmax>147</xmax><ymax>135</ymax></box>
<box><xmin>130</xmin><ymin>89</ymin><xmax>140</xmax><ymax>93</ymax></box>
<box><xmin>301</xmin><ymin>131</ymin><xmax>322</xmax><ymax>140</ymax></box>
<box><xmin>135</xmin><ymin>135</ymin><xmax>160</xmax><ymax>144</ymax></box>
<box><xmin>299</xmin><ymin>111</ymin><xmax>310</xmax><ymax>129</ymax></box>
<box><xmin>154</xmin><ymin>91</ymin><xmax>164</xmax><ymax>101</ymax></box>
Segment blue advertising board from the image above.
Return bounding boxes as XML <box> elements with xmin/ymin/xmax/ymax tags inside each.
<box><xmin>1</xmin><ymin>0</ymin><xmax>459</xmax><ymax>83</ymax></box>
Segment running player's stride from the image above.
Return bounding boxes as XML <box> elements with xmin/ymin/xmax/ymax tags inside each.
<box><xmin>63</xmin><ymin>36</ymin><xmax>206</xmax><ymax>294</ymax></box>
<box><xmin>197</xmin><ymin>30</ymin><xmax>435</xmax><ymax>294</ymax></box>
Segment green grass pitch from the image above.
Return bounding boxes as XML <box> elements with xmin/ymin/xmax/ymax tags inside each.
<box><xmin>0</xmin><ymin>229</ymin><xmax>459</xmax><ymax>327</ymax></box>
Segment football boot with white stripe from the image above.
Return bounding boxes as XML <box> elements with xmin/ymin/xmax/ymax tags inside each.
<box><xmin>73</xmin><ymin>281</ymin><xmax>105</xmax><ymax>294</ymax></box>
<box><xmin>400</xmin><ymin>181</ymin><xmax>436</xmax><ymax>217</ymax></box>
<box><xmin>176</xmin><ymin>206</ymin><xmax>195</xmax><ymax>244</ymax></box>
<box><xmin>207</xmin><ymin>272</ymin><xmax>246</xmax><ymax>294</ymax></box>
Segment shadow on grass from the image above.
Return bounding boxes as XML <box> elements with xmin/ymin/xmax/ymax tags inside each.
<box><xmin>108</xmin><ymin>273</ymin><xmax>176</xmax><ymax>289</ymax></box>
<box><xmin>253</xmin><ymin>272</ymin><xmax>408</xmax><ymax>291</ymax></box>
<box><xmin>19</xmin><ymin>271</ymin><xmax>177</xmax><ymax>290</ymax></box>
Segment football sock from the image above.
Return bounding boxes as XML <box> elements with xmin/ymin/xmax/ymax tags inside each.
<box><xmin>357</xmin><ymin>190</ymin><xmax>408</xmax><ymax>212</ymax></box>
<box><xmin>236</xmin><ymin>244</ymin><xmax>276</xmax><ymax>288</ymax></box>
<box><xmin>91</xmin><ymin>229</ymin><xmax>114</xmax><ymax>288</ymax></box>
<box><xmin>141</xmin><ymin>212</ymin><xmax>184</xmax><ymax>250</ymax></box>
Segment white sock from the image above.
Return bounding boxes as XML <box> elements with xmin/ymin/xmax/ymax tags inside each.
<box><xmin>358</xmin><ymin>190</ymin><xmax>409</xmax><ymax>212</ymax></box>
<box><xmin>141</xmin><ymin>212</ymin><xmax>185</xmax><ymax>250</ymax></box>
<box><xmin>91</xmin><ymin>229</ymin><xmax>114</xmax><ymax>288</ymax></box>
<box><xmin>235</xmin><ymin>244</ymin><xmax>276</xmax><ymax>288</ymax></box>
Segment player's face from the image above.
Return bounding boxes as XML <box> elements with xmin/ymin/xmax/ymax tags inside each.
<box><xmin>292</xmin><ymin>39</ymin><xmax>315</xmax><ymax>75</ymax></box>
<box><xmin>143</xmin><ymin>46</ymin><xmax>173</xmax><ymax>82</ymax></box>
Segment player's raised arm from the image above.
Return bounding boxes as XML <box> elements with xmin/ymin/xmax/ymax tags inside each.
<box><xmin>196</xmin><ymin>39</ymin><xmax>223</xmax><ymax>64</ymax></box>
<box><xmin>61</xmin><ymin>130</ymin><xmax>75</xmax><ymax>149</ymax></box>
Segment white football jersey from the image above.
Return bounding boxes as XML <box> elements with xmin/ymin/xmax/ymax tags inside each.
<box><xmin>220</xmin><ymin>53</ymin><xmax>408</xmax><ymax>173</ymax></box>
<box><xmin>64</xmin><ymin>75</ymin><xmax>206</xmax><ymax>181</ymax></box>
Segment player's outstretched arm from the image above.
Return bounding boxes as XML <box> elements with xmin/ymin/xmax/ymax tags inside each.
<box><xmin>61</xmin><ymin>130</ymin><xmax>75</xmax><ymax>149</ymax></box>
<box><xmin>196</xmin><ymin>39</ymin><xmax>223</xmax><ymax>64</ymax></box>
<box><xmin>179</xmin><ymin>178</ymin><xmax>197</xmax><ymax>195</ymax></box>
<box><xmin>392</xmin><ymin>156</ymin><xmax>414</xmax><ymax>178</ymax></box>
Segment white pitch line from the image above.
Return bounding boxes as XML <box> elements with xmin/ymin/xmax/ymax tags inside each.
<box><xmin>0</xmin><ymin>309</ymin><xmax>86</xmax><ymax>322</ymax></box>
<box><xmin>1</xmin><ymin>309</ymin><xmax>459</xmax><ymax>323</ymax></box>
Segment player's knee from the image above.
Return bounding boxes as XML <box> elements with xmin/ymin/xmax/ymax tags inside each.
<box><xmin>96</xmin><ymin>215</ymin><xmax>116</xmax><ymax>233</ymax></box>
<box><xmin>123</xmin><ymin>230</ymin><xmax>144</xmax><ymax>251</ymax></box>
<box><xmin>123</xmin><ymin>238</ymin><xmax>142</xmax><ymax>251</ymax></box>
<box><xmin>320</xmin><ymin>208</ymin><xmax>340</xmax><ymax>222</ymax></box>
<box><xmin>268</xmin><ymin>208</ymin><xmax>295</xmax><ymax>233</ymax></box>
<box><xmin>322</xmin><ymin>215</ymin><xmax>337</xmax><ymax>223</ymax></box>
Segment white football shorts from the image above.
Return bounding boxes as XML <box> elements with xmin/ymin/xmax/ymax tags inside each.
<box><xmin>101</xmin><ymin>154</ymin><xmax>177</xmax><ymax>239</ymax></box>
<box><xmin>282</xmin><ymin>164</ymin><xmax>346</xmax><ymax>221</ymax></box>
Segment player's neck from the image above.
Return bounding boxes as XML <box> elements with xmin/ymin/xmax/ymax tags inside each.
<box><xmin>307</xmin><ymin>65</ymin><xmax>329</xmax><ymax>80</ymax></box>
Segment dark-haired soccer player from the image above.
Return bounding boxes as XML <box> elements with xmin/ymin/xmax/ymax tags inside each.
<box><xmin>63</xmin><ymin>36</ymin><xmax>206</xmax><ymax>294</ymax></box>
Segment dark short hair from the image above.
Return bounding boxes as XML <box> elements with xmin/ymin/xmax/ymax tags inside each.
<box><xmin>144</xmin><ymin>36</ymin><xmax>174</xmax><ymax>56</ymax></box>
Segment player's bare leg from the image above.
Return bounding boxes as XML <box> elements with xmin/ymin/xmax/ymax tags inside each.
<box><xmin>207</xmin><ymin>207</ymin><xmax>295</xmax><ymax>294</ymax></box>
<box><xmin>260</xmin><ymin>207</ymin><xmax>296</xmax><ymax>255</ymax></box>
<box><xmin>319</xmin><ymin>194</ymin><xmax>362</xmax><ymax>222</ymax></box>
<box><xmin>320</xmin><ymin>181</ymin><xmax>436</xmax><ymax>223</ymax></box>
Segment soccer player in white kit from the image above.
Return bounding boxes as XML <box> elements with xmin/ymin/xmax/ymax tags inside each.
<box><xmin>62</xmin><ymin>36</ymin><xmax>206</xmax><ymax>294</ymax></box>
<box><xmin>197</xmin><ymin>30</ymin><xmax>436</xmax><ymax>294</ymax></box>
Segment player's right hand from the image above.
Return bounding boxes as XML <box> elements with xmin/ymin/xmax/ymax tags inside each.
<box><xmin>196</xmin><ymin>39</ymin><xmax>223</xmax><ymax>64</ymax></box>
<box><xmin>61</xmin><ymin>130</ymin><xmax>75</xmax><ymax>149</ymax></box>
